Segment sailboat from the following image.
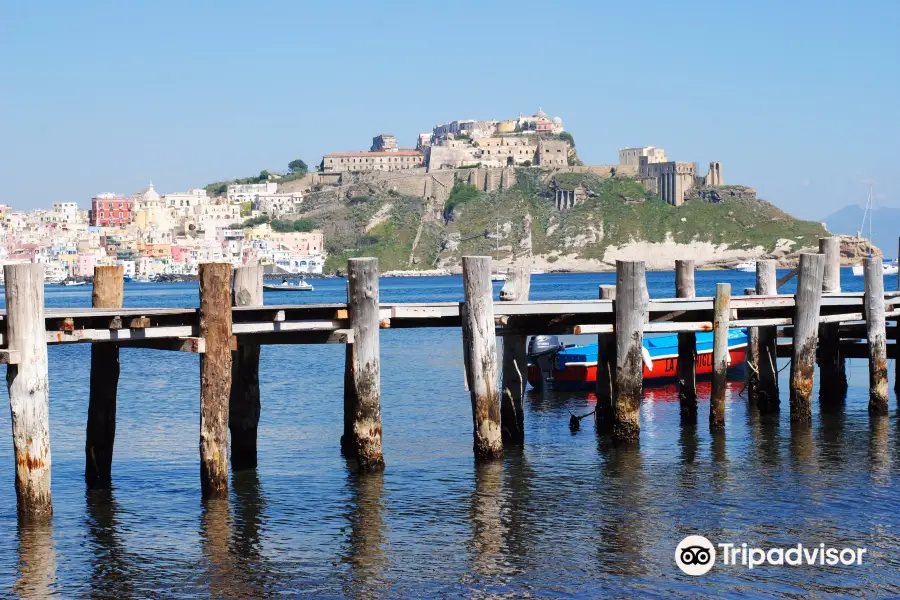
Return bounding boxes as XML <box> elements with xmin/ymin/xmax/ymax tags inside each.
<box><xmin>851</xmin><ymin>186</ymin><xmax>898</xmax><ymax>276</ymax></box>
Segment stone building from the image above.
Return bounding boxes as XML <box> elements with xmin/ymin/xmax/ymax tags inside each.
<box><xmin>619</xmin><ymin>146</ymin><xmax>668</xmax><ymax>167</ymax></box>
<box><xmin>322</xmin><ymin>150</ymin><xmax>424</xmax><ymax>173</ymax></box>
<box><xmin>536</xmin><ymin>139</ymin><xmax>568</xmax><ymax>167</ymax></box>
<box><xmin>704</xmin><ymin>161</ymin><xmax>724</xmax><ymax>186</ymax></box>
<box><xmin>640</xmin><ymin>158</ymin><xmax>697</xmax><ymax>206</ymax></box>
<box><xmin>371</xmin><ymin>134</ymin><xmax>398</xmax><ymax>152</ymax></box>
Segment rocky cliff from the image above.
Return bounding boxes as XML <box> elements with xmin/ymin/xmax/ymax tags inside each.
<box><xmin>276</xmin><ymin>170</ymin><xmax>839</xmax><ymax>273</ymax></box>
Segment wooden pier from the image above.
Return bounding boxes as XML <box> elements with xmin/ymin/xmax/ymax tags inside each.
<box><xmin>2</xmin><ymin>238</ymin><xmax>899</xmax><ymax>518</ymax></box>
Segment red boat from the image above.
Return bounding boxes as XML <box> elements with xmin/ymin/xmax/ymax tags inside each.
<box><xmin>527</xmin><ymin>329</ymin><xmax>748</xmax><ymax>391</ymax></box>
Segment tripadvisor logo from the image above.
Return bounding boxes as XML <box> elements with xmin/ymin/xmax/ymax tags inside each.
<box><xmin>675</xmin><ymin>535</ymin><xmax>716</xmax><ymax>576</ymax></box>
<box><xmin>675</xmin><ymin>535</ymin><xmax>868</xmax><ymax>575</ymax></box>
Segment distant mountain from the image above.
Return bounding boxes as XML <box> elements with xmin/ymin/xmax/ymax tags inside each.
<box><xmin>823</xmin><ymin>204</ymin><xmax>900</xmax><ymax>258</ymax></box>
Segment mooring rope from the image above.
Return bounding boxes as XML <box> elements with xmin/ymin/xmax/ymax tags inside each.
<box><xmin>568</xmin><ymin>408</ymin><xmax>595</xmax><ymax>432</ymax></box>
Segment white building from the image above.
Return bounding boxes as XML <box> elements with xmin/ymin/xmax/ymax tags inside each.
<box><xmin>619</xmin><ymin>146</ymin><xmax>668</xmax><ymax>167</ymax></box>
<box><xmin>256</xmin><ymin>192</ymin><xmax>303</xmax><ymax>218</ymax></box>
<box><xmin>227</xmin><ymin>182</ymin><xmax>277</xmax><ymax>204</ymax></box>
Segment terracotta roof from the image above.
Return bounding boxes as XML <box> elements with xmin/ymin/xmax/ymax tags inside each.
<box><xmin>325</xmin><ymin>150</ymin><xmax>422</xmax><ymax>157</ymax></box>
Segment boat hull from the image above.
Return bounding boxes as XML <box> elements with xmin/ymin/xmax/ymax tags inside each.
<box><xmin>263</xmin><ymin>285</ymin><xmax>313</xmax><ymax>291</ymax></box>
<box><xmin>527</xmin><ymin>329</ymin><xmax>748</xmax><ymax>391</ymax></box>
<box><xmin>527</xmin><ymin>348</ymin><xmax>747</xmax><ymax>391</ymax></box>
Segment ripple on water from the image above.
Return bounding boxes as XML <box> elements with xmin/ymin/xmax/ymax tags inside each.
<box><xmin>0</xmin><ymin>275</ymin><xmax>896</xmax><ymax>597</ymax></box>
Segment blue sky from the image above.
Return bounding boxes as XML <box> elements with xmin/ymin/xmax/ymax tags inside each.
<box><xmin>1</xmin><ymin>0</ymin><xmax>897</xmax><ymax>219</ymax></box>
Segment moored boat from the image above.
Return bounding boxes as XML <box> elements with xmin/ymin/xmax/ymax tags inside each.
<box><xmin>731</xmin><ymin>261</ymin><xmax>757</xmax><ymax>273</ymax></box>
<box><xmin>851</xmin><ymin>259</ymin><xmax>898</xmax><ymax>277</ymax></box>
<box><xmin>527</xmin><ymin>329</ymin><xmax>748</xmax><ymax>391</ymax></box>
<box><xmin>263</xmin><ymin>278</ymin><xmax>314</xmax><ymax>292</ymax></box>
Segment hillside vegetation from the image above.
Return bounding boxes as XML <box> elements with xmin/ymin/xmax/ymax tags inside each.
<box><xmin>284</xmin><ymin>171</ymin><xmax>828</xmax><ymax>272</ymax></box>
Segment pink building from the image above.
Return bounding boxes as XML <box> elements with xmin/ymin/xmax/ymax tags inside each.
<box><xmin>273</xmin><ymin>231</ymin><xmax>324</xmax><ymax>255</ymax></box>
<box><xmin>76</xmin><ymin>254</ymin><xmax>97</xmax><ymax>278</ymax></box>
<box><xmin>171</xmin><ymin>245</ymin><xmax>194</xmax><ymax>263</ymax></box>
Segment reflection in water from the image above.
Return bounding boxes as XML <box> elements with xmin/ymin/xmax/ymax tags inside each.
<box><xmin>869</xmin><ymin>416</ymin><xmax>891</xmax><ymax>474</ymax></box>
<box><xmin>231</xmin><ymin>470</ymin><xmax>270</xmax><ymax>596</ymax></box>
<box><xmin>13</xmin><ymin>518</ymin><xmax>56</xmax><ymax>597</ymax></box>
<box><xmin>596</xmin><ymin>443</ymin><xmax>646</xmax><ymax>576</ymax></box>
<box><xmin>817</xmin><ymin>410</ymin><xmax>847</xmax><ymax>467</ymax></box>
<box><xmin>342</xmin><ymin>469</ymin><xmax>388</xmax><ymax>599</ymax></box>
<box><xmin>85</xmin><ymin>488</ymin><xmax>132</xmax><ymax>599</ymax></box>
<box><xmin>789</xmin><ymin>422</ymin><xmax>816</xmax><ymax>472</ymax></box>
<box><xmin>500</xmin><ymin>449</ymin><xmax>535</xmax><ymax>570</ymax></box>
<box><xmin>469</xmin><ymin>461</ymin><xmax>507</xmax><ymax>582</ymax></box>
<box><xmin>200</xmin><ymin>495</ymin><xmax>238</xmax><ymax>598</ymax></box>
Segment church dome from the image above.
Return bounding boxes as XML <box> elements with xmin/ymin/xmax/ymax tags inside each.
<box><xmin>552</xmin><ymin>116</ymin><xmax>563</xmax><ymax>124</ymax></box>
<box><xmin>534</xmin><ymin>107</ymin><xmax>548</xmax><ymax>119</ymax></box>
<box><xmin>142</xmin><ymin>182</ymin><xmax>160</xmax><ymax>203</ymax></box>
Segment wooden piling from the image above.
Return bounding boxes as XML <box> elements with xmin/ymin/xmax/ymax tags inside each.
<box><xmin>499</xmin><ymin>239</ymin><xmax>531</xmax><ymax>446</ymax></box>
<box><xmin>462</xmin><ymin>256</ymin><xmax>503</xmax><ymax>459</ymax></box>
<box><xmin>863</xmin><ymin>257</ymin><xmax>889</xmax><ymax>415</ymax></box>
<box><xmin>789</xmin><ymin>253</ymin><xmax>825</xmax><ymax>423</ymax></box>
<box><xmin>4</xmin><ymin>263</ymin><xmax>52</xmax><ymax>517</ymax></box>
<box><xmin>612</xmin><ymin>260</ymin><xmax>648</xmax><ymax>444</ymax></box>
<box><xmin>346</xmin><ymin>258</ymin><xmax>385</xmax><ymax>471</ymax></box>
<box><xmin>230</xmin><ymin>265</ymin><xmax>263</xmax><ymax>471</ymax></box>
<box><xmin>896</xmin><ymin>235</ymin><xmax>900</xmax><ymax>394</ymax></box>
<box><xmin>675</xmin><ymin>260</ymin><xmax>697</xmax><ymax>421</ymax></box>
<box><xmin>595</xmin><ymin>284</ymin><xmax>616</xmax><ymax>434</ymax></box>
<box><xmin>199</xmin><ymin>263</ymin><xmax>233</xmax><ymax>497</ymax></box>
<box><xmin>756</xmin><ymin>260</ymin><xmax>780</xmax><ymax>413</ymax></box>
<box><xmin>818</xmin><ymin>237</ymin><xmax>847</xmax><ymax>407</ymax></box>
<box><xmin>710</xmin><ymin>283</ymin><xmax>731</xmax><ymax>430</ymax></box>
<box><xmin>85</xmin><ymin>266</ymin><xmax>124</xmax><ymax>488</ymax></box>
<box><xmin>743</xmin><ymin>286</ymin><xmax>759</xmax><ymax>407</ymax></box>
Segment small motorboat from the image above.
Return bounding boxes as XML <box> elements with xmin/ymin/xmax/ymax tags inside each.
<box><xmin>61</xmin><ymin>280</ymin><xmax>87</xmax><ymax>286</ymax></box>
<box><xmin>731</xmin><ymin>261</ymin><xmax>757</xmax><ymax>273</ymax></box>
<box><xmin>527</xmin><ymin>329</ymin><xmax>748</xmax><ymax>391</ymax></box>
<box><xmin>491</xmin><ymin>272</ymin><xmax>508</xmax><ymax>282</ymax></box>
<box><xmin>851</xmin><ymin>259</ymin><xmax>898</xmax><ymax>277</ymax></box>
<box><xmin>263</xmin><ymin>278</ymin><xmax>314</xmax><ymax>292</ymax></box>
<box><xmin>123</xmin><ymin>275</ymin><xmax>135</xmax><ymax>283</ymax></box>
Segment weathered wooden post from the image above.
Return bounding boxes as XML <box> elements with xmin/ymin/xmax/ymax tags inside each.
<box><xmin>896</xmin><ymin>236</ymin><xmax>900</xmax><ymax>394</ymax></box>
<box><xmin>230</xmin><ymin>265</ymin><xmax>263</xmax><ymax>470</ymax></box>
<box><xmin>743</xmin><ymin>286</ymin><xmax>759</xmax><ymax>406</ymax></box>
<box><xmin>675</xmin><ymin>260</ymin><xmax>697</xmax><ymax>421</ymax></box>
<box><xmin>462</xmin><ymin>256</ymin><xmax>503</xmax><ymax>459</ymax></box>
<box><xmin>345</xmin><ymin>258</ymin><xmax>385</xmax><ymax>471</ymax></box>
<box><xmin>199</xmin><ymin>263</ymin><xmax>233</xmax><ymax>497</ymax></box>
<box><xmin>595</xmin><ymin>284</ymin><xmax>616</xmax><ymax>434</ymax></box>
<box><xmin>818</xmin><ymin>237</ymin><xmax>847</xmax><ymax>406</ymax></box>
<box><xmin>756</xmin><ymin>260</ymin><xmax>779</xmax><ymax>413</ymax></box>
<box><xmin>612</xmin><ymin>260</ymin><xmax>648</xmax><ymax>444</ymax></box>
<box><xmin>499</xmin><ymin>216</ymin><xmax>532</xmax><ymax>446</ymax></box>
<box><xmin>789</xmin><ymin>253</ymin><xmax>825</xmax><ymax>423</ymax></box>
<box><xmin>710</xmin><ymin>283</ymin><xmax>731</xmax><ymax>430</ymax></box>
<box><xmin>864</xmin><ymin>257</ymin><xmax>889</xmax><ymax>415</ymax></box>
<box><xmin>4</xmin><ymin>263</ymin><xmax>52</xmax><ymax>517</ymax></box>
<box><xmin>85</xmin><ymin>266</ymin><xmax>124</xmax><ymax>488</ymax></box>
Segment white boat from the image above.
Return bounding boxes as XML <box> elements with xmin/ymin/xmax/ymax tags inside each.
<box><xmin>263</xmin><ymin>278</ymin><xmax>314</xmax><ymax>292</ymax></box>
<box><xmin>491</xmin><ymin>272</ymin><xmax>508</xmax><ymax>282</ymax></box>
<box><xmin>851</xmin><ymin>186</ymin><xmax>896</xmax><ymax>276</ymax></box>
<box><xmin>531</xmin><ymin>269</ymin><xmax>546</xmax><ymax>275</ymax></box>
<box><xmin>61</xmin><ymin>280</ymin><xmax>88</xmax><ymax>287</ymax></box>
<box><xmin>852</xmin><ymin>261</ymin><xmax>898</xmax><ymax>277</ymax></box>
<box><xmin>732</xmin><ymin>261</ymin><xmax>757</xmax><ymax>273</ymax></box>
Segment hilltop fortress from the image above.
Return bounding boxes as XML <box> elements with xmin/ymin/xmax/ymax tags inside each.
<box><xmin>303</xmin><ymin>108</ymin><xmax>734</xmax><ymax>208</ymax></box>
